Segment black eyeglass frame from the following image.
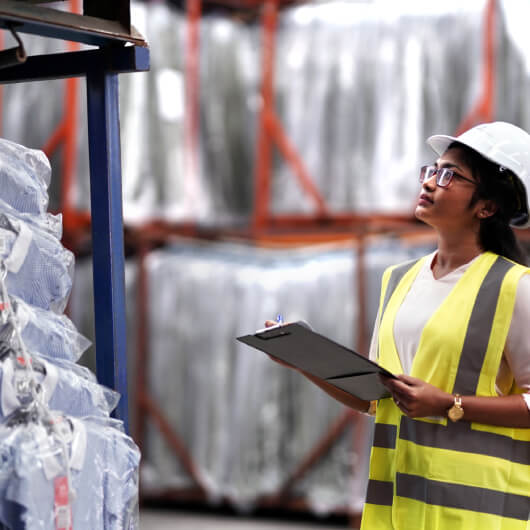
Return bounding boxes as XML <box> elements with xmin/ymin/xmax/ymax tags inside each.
<box><xmin>419</xmin><ymin>165</ymin><xmax>477</xmax><ymax>188</ymax></box>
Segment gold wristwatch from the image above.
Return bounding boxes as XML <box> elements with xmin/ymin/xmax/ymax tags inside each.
<box><xmin>448</xmin><ymin>394</ymin><xmax>464</xmax><ymax>422</ymax></box>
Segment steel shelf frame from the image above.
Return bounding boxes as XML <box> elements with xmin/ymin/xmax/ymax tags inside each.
<box><xmin>0</xmin><ymin>2</ymin><xmax>149</xmax><ymax>432</ymax></box>
<box><xmin>132</xmin><ymin>1</ymin><xmax>500</xmax><ymax>524</ymax></box>
<box><xmin>2</xmin><ymin>0</ymin><xmax>498</xmax><ymax>522</ymax></box>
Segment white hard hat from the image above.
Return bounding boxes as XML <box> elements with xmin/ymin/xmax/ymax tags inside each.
<box><xmin>427</xmin><ymin>121</ymin><xmax>530</xmax><ymax>228</ymax></box>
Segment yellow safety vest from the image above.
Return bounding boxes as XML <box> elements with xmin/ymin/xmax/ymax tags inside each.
<box><xmin>360</xmin><ymin>252</ymin><xmax>530</xmax><ymax>530</ymax></box>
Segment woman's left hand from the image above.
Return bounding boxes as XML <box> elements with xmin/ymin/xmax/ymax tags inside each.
<box><xmin>381</xmin><ymin>374</ymin><xmax>454</xmax><ymax>418</ymax></box>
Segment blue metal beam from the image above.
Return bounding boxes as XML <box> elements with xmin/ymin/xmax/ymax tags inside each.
<box><xmin>0</xmin><ymin>46</ymin><xmax>149</xmax><ymax>84</ymax></box>
<box><xmin>86</xmin><ymin>66</ymin><xmax>130</xmax><ymax>429</ymax></box>
<box><xmin>0</xmin><ymin>35</ymin><xmax>149</xmax><ymax>433</ymax></box>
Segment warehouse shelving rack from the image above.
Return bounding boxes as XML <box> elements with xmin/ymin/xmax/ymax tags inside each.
<box><xmin>130</xmin><ymin>2</ymin><xmax>427</xmax><ymax>528</ymax></box>
<box><xmin>6</xmin><ymin>0</ymin><xmax>520</xmax><ymax>527</ymax></box>
<box><xmin>0</xmin><ymin>0</ymin><xmax>150</xmax><ymax>432</ymax></box>
<box><xmin>127</xmin><ymin>0</ymin><xmax>504</xmax><ymax>527</ymax></box>
<box><xmin>131</xmin><ymin>1</ymin><xmax>506</xmax><ymax>526</ymax></box>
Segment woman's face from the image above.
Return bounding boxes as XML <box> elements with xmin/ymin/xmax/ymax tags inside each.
<box><xmin>415</xmin><ymin>146</ymin><xmax>485</xmax><ymax>232</ymax></box>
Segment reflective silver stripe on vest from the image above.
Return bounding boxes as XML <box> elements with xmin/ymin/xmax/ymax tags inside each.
<box><xmin>381</xmin><ymin>259</ymin><xmax>420</xmax><ymax>316</ymax></box>
<box><xmin>373</xmin><ymin>423</ymin><xmax>397</xmax><ymax>449</ymax></box>
<box><xmin>398</xmin><ymin>256</ymin><xmax>530</xmax><ymax>466</ymax></box>
<box><xmin>396</xmin><ymin>472</ymin><xmax>530</xmax><ymax>521</ymax></box>
<box><xmin>453</xmin><ymin>256</ymin><xmax>514</xmax><ymax>395</ymax></box>
<box><xmin>399</xmin><ymin>416</ymin><xmax>530</xmax><ymax>465</ymax></box>
<box><xmin>377</xmin><ymin>259</ymin><xmax>420</xmax><ymax>362</ymax></box>
<box><xmin>369</xmin><ymin>256</ymin><xmax>530</xmax><ymax>515</ymax></box>
<box><xmin>365</xmin><ymin>479</ymin><xmax>393</xmax><ymax>506</ymax></box>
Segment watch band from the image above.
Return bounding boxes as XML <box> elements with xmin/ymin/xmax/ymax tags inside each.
<box><xmin>366</xmin><ymin>400</ymin><xmax>377</xmax><ymax>416</ymax></box>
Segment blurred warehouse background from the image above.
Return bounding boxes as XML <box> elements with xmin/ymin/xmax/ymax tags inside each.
<box><xmin>2</xmin><ymin>0</ymin><xmax>530</xmax><ymax>527</ymax></box>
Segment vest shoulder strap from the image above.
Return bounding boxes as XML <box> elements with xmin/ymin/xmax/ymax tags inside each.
<box><xmin>380</xmin><ymin>258</ymin><xmax>422</xmax><ymax>316</ymax></box>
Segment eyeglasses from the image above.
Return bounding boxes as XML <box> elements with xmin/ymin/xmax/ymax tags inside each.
<box><xmin>419</xmin><ymin>165</ymin><xmax>477</xmax><ymax>188</ymax></box>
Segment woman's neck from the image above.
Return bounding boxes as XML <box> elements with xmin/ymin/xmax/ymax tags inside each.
<box><xmin>433</xmin><ymin>236</ymin><xmax>483</xmax><ymax>279</ymax></box>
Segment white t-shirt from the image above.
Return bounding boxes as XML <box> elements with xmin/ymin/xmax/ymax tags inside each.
<box><xmin>369</xmin><ymin>252</ymin><xmax>530</xmax><ymax>409</ymax></box>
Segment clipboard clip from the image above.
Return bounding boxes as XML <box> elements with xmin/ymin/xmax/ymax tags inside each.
<box><xmin>255</xmin><ymin>326</ymin><xmax>291</xmax><ymax>340</ymax></box>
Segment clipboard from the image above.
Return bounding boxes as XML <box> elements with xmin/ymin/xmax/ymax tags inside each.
<box><xmin>236</xmin><ymin>321</ymin><xmax>396</xmax><ymax>401</ymax></box>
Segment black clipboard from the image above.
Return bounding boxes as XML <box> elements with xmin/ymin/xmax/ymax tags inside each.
<box><xmin>237</xmin><ymin>321</ymin><xmax>396</xmax><ymax>401</ymax></box>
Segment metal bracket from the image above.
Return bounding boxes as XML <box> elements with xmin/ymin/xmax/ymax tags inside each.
<box><xmin>0</xmin><ymin>23</ymin><xmax>27</xmax><ymax>69</ymax></box>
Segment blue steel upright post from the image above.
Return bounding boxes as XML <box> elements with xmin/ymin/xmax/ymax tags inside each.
<box><xmin>0</xmin><ymin>6</ymin><xmax>149</xmax><ymax>434</ymax></box>
<box><xmin>86</xmin><ymin>56</ymin><xmax>129</xmax><ymax>430</ymax></box>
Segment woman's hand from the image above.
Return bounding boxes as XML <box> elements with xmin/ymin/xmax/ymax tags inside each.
<box><xmin>263</xmin><ymin>319</ymin><xmax>297</xmax><ymax>370</ymax></box>
<box><xmin>381</xmin><ymin>374</ymin><xmax>453</xmax><ymax>418</ymax></box>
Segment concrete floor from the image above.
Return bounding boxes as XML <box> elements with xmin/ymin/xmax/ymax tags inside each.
<box><xmin>139</xmin><ymin>509</ymin><xmax>354</xmax><ymax>530</ymax></box>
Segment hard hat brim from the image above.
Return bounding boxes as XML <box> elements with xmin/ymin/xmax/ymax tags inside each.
<box><xmin>426</xmin><ymin>134</ymin><xmax>459</xmax><ymax>157</ymax></box>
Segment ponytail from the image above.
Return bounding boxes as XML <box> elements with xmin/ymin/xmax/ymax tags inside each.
<box><xmin>479</xmin><ymin>216</ymin><xmax>528</xmax><ymax>265</ymax></box>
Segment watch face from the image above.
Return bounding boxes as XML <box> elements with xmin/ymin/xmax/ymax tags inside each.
<box><xmin>448</xmin><ymin>406</ymin><xmax>464</xmax><ymax>422</ymax></box>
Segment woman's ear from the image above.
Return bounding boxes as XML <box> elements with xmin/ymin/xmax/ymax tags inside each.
<box><xmin>477</xmin><ymin>200</ymin><xmax>498</xmax><ymax>219</ymax></box>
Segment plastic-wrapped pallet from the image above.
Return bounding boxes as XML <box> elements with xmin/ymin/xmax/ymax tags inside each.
<box><xmin>128</xmin><ymin>238</ymin><xmax>434</xmax><ymax>513</ymax></box>
<box><xmin>0</xmin><ymin>138</ymin><xmax>140</xmax><ymax>529</ymax></box>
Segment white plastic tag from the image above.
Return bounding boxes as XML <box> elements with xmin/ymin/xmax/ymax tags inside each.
<box><xmin>4</xmin><ymin>222</ymin><xmax>32</xmax><ymax>274</ymax></box>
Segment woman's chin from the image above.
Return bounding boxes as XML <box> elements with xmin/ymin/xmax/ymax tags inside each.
<box><xmin>414</xmin><ymin>206</ymin><xmax>426</xmax><ymax>221</ymax></box>
<box><xmin>414</xmin><ymin>208</ymin><xmax>434</xmax><ymax>227</ymax></box>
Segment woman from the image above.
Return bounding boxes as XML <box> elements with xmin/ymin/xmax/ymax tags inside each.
<box><xmin>267</xmin><ymin>121</ymin><xmax>530</xmax><ymax>529</ymax></box>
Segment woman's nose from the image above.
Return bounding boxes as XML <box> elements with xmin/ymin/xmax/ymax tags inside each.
<box><xmin>422</xmin><ymin>172</ymin><xmax>437</xmax><ymax>190</ymax></box>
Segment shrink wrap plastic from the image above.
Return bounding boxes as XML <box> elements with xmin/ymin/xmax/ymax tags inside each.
<box><xmin>0</xmin><ymin>137</ymin><xmax>50</xmax><ymax>215</ymax></box>
<box><xmin>0</xmin><ymin>415</ymin><xmax>140</xmax><ymax>530</ymax></box>
<box><xmin>0</xmin><ymin>213</ymin><xmax>74</xmax><ymax>313</ymax></box>
<box><xmin>0</xmin><ymin>341</ymin><xmax>120</xmax><ymax>422</ymax></box>
<box><xmin>7</xmin><ymin>296</ymin><xmax>91</xmax><ymax>363</ymax></box>
<box><xmin>3</xmin><ymin>2</ymin><xmax>530</xmax><ymax>226</ymax></box>
<box><xmin>117</xmin><ymin>0</ymin><xmax>497</xmax><ymax>224</ymax></box>
<box><xmin>0</xmin><ymin>138</ymin><xmax>140</xmax><ymax>529</ymax></box>
<box><xmin>128</xmin><ymin>238</ymin><xmax>434</xmax><ymax>512</ymax></box>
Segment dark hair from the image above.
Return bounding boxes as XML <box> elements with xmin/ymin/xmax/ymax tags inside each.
<box><xmin>447</xmin><ymin>141</ymin><xmax>528</xmax><ymax>265</ymax></box>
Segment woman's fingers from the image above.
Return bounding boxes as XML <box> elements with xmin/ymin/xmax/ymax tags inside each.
<box><xmin>381</xmin><ymin>375</ymin><xmax>412</xmax><ymax>396</ymax></box>
<box><xmin>396</xmin><ymin>374</ymin><xmax>423</xmax><ymax>386</ymax></box>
